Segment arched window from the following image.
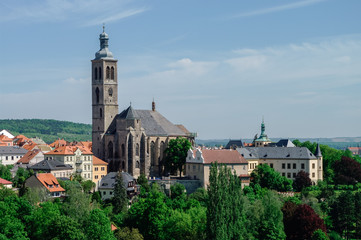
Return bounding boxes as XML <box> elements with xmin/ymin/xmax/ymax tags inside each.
<box><xmin>95</xmin><ymin>87</ymin><xmax>100</xmax><ymax>103</ymax></box>
<box><xmin>100</xmin><ymin>108</ymin><xmax>102</xmax><ymax>118</ymax></box>
<box><xmin>99</xmin><ymin>67</ymin><xmax>102</xmax><ymax>79</ymax></box>
<box><xmin>150</xmin><ymin>141</ymin><xmax>155</xmax><ymax>166</ymax></box>
<box><xmin>94</xmin><ymin>67</ymin><xmax>98</xmax><ymax>80</ymax></box>
<box><xmin>136</xmin><ymin>143</ymin><xmax>139</xmax><ymax>156</ymax></box>
<box><xmin>111</xmin><ymin>67</ymin><xmax>114</xmax><ymax>80</ymax></box>
<box><xmin>136</xmin><ymin>161</ymin><xmax>140</xmax><ymax>169</ymax></box>
<box><xmin>106</xmin><ymin>66</ymin><xmax>110</xmax><ymax>79</ymax></box>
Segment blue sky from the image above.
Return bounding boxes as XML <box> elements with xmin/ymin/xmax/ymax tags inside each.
<box><xmin>1</xmin><ymin>0</ymin><xmax>361</xmax><ymax>139</ymax></box>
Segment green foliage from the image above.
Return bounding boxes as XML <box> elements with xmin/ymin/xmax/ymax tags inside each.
<box><xmin>13</xmin><ymin>168</ymin><xmax>33</xmax><ymax>189</ymax></box>
<box><xmin>0</xmin><ymin>186</ymin><xmax>16</xmax><ymax>200</ymax></box>
<box><xmin>137</xmin><ymin>174</ymin><xmax>150</xmax><ymax>192</ymax></box>
<box><xmin>312</xmin><ymin>229</ymin><xmax>329</xmax><ymax>240</ymax></box>
<box><xmin>62</xmin><ymin>184</ymin><xmax>92</xmax><ymax>223</ymax></box>
<box><xmin>92</xmin><ymin>191</ymin><xmax>102</xmax><ymax>204</ymax></box>
<box><xmin>115</xmin><ymin>227</ymin><xmax>144</xmax><ymax>240</ymax></box>
<box><xmin>81</xmin><ymin>180</ymin><xmax>96</xmax><ymax>193</ymax></box>
<box><xmin>112</xmin><ymin>172</ymin><xmax>128</xmax><ymax>214</ymax></box>
<box><xmin>0</xmin><ymin>119</ymin><xmax>91</xmax><ymax>143</ymax></box>
<box><xmin>189</xmin><ymin>187</ymin><xmax>208</xmax><ymax>207</ymax></box>
<box><xmin>333</xmin><ymin>156</ymin><xmax>361</xmax><ymax>185</ymax></box>
<box><xmin>0</xmin><ymin>164</ymin><xmax>12</xmax><ymax>181</ymax></box>
<box><xmin>164</xmin><ymin>137</ymin><xmax>192</xmax><ymax>176</ymax></box>
<box><xmin>251</xmin><ymin>164</ymin><xmax>293</xmax><ymax>192</ymax></box>
<box><xmin>84</xmin><ymin>209</ymin><xmax>115</xmax><ymax>240</ymax></box>
<box><xmin>48</xmin><ymin>215</ymin><xmax>86</xmax><ymax>240</ymax></box>
<box><xmin>330</xmin><ymin>191</ymin><xmax>355</xmax><ymax>239</ymax></box>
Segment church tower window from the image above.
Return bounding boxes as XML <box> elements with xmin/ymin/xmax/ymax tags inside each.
<box><xmin>99</xmin><ymin>67</ymin><xmax>102</xmax><ymax>79</ymax></box>
<box><xmin>95</xmin><ymin>87</ymin><xmax>100</xmax><ymax>103</ymax></box>
<box><xmin>106</xmin><ymin>66</ymin><xmax>110</xmax><ymax>79</ymax></box>
<box><xmin>100</xmin><ymin>108</ymin><xmax>103</xmax><ymax>118</ymax></box>
<box><xmin>111</xmin><ymin>67</ymin><xmax>114</xmax><ymax>80</ymax></box>
<box><xmin>94</xmin><ymin>68</ymin><xmax>98</xmax><ymax>80</ymax></box>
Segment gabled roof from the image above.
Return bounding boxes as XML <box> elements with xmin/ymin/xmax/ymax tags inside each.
<box><xmin>237</xmin><ymin>147</ymin><xmax>317</xmax><ymax>160</ymax></box>
<box><xmin>118</xmin><ymin>106</ymin><xmax>139</xmax><ymax>119</ymax></box>
<box><xmin>195</xmin><ymin>149</ymin><xmax>247</xmax><ymax>164</ymax></box>
<box><xmin>45</xmin><ymin>145</ymin><xmax>93</xmax><ymax>155</ymax></box>
<box><xmin>50</xmin><ymin>139</ymin><xmax>69</xmax><ymax>148</ymax></box>
<box><xmin>0</xmin><ymin>134</ymin><xmax>13</xmax><ymax>142</ymax></box>
<box><xmin>0</xmin><ymin>177</ymin><xmax>12</xmax><ymax>185</ymax></box>
<box><xmin>29</xmin><ymin>159</ymin><xmax>73</xmax><ymax>171</ymax></box>
<box><xmin>22</xmin><ymin>142</ymin><xmax>37</xmax><ymax>151</ymax></box>
<box><xmin>275</xmin><ymin>139</ymin><xmax>295</xmax><ymax>147</ymax></box>
<box><xmin>93</xmin><ymin>156</ymin><xmax>108</xmax><ymax>165</ymax></box>
<box><xmin>17</xmin><ymin>149</ymin><xmax>41</xmax><ymax>164</ymax></box>
<box><xmin>35</xmin><ymin>173</ymin><xmax>65</xmax><ymax>192</ymax></box>
<box><xmin>225</xmin><ymin>139</ymin><xmax>244</xmax><ymax>149</ymax></box>
<box><xmin>99</xmin><ymin>172</ymin><xmax>135</xmax><ymax>189</ymax></box>
<box><xmin>0</xmin><ymin>146</ymin><xmax>28</xmax><ymax>154</ymax></box>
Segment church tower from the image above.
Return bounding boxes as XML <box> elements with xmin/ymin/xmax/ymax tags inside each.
<box><xmin>92</xmin><ymin>26</ymin><xmax>118</xmax><ymax>160</ymax></box>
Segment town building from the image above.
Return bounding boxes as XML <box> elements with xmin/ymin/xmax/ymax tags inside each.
<box><xmin>348</xmin><ymin>147</ymin><xmax>361</xmax><ymax>156</ymax></box>
<box><xmin>0</xmin><ymin>130</ymin><xmax>14</xmax><ymax>139</ymax></box>
<box><xmin>0</xmin><ymin>146</ymin><xmax>28</xmax><ymax>165</ymax></box>
<box><xmin>93</xmin><ymin>156</ymin><xmax>108</xmax><ymax>189</ymax></box>
<box><xmin>44</xmin><ymin>146</ymin><xmax>93</xmax><ymax>181</ymax></box>
<box><xmin>185</xmin><ymin>148</ymin><xmax>250</xmax><ymax>188</ymax></box>
<box><xmin>237</xmin><ymin>145</ymin><xmax>323</xmax><ymax>183</ymax></box>
<box><xmin>17</xmin><ymin>149</ymin><xmax>45</xmax><ymax>167</ymax></box>
<box><xmin>0</xmin><ymin>177</ymin><xmax>12</xmax><ymax>189</ymax></box>
<box><xmin>91</xmin><ymin>27</ymin><xmax>195</xmax><ymax>178</ymax></box>
<box><xmin>0</xmin><ymin>134</ymin><xmax>13</xmax><ymax>146</ymax></box>
<box><xmin>98</xmin><ymin>171</ymin><xmax>139</xmax><ymax>200</ymax></box>
<box><xmin>25</xmin><ymin>173</ymin><xmax>65</xmax><ymax>198</ymax></box>
<box><xmin>28</xmin><ymin>159</ymin><xmax>73</xmax><ymax>179</ymax></box>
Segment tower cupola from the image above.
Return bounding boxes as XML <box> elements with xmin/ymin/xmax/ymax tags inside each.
<box><xmin>95</xmin><ymin>25</ymin><xmax>114</xmax><ymax>60</ymax></box>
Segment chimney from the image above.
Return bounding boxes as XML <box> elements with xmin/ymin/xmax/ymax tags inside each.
<box><xmin>152</xmin><ymin>99</ymin><xmax>155</xmax><ymax>111</ymax></box>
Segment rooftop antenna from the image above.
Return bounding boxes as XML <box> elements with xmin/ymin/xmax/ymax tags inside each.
<box><xmin>102</xmin><ymin>23</ymin><xmax>105</xmax><ymax>32</ymax></box>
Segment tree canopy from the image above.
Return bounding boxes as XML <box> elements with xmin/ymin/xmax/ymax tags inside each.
<box><xmin>164</xmin><ymin>138</ymin><xmax>191</xmax><ymax>177</ymax></box>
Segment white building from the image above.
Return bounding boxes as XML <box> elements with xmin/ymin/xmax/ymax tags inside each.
<box><xmin>0</xmin><ymin>146</ymin><xmax>28</xmax><ymax>165</ymax></box>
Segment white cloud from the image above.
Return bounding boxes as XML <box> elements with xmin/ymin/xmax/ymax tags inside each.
<box><xmin>232</xmin><ymin>0</ymin><xmax>327</xmax><ymax>18</ymax></box>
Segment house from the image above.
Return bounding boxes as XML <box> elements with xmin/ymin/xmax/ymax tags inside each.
<box><xmin>0</xmin><ymin>178</ymin><xmax>12</xmax><ymax>189</ymax></box>
<box><xmin>98</xmin><ymin>172</ymin><xmax>139</xmax><ymax>200</ymax></box>
<box><xmin>13</xmin><ymin>135</ymin><xmax>31</xmax><ymax>147</ymax></box>
<box><xmin>25</xmin><ymin>173</ymin><xmax>65</xmax><ymax>198</ymax></box>
<box><xmin>49</xmin><ymin>139</ymin><xmax>69</xmax><ymax>149</ymax></box>
<box><xmin>17</xmin><ymin>149</ymin><xmax>45</xmax><ymax>167</ymax></box>
<box><xmin>0</xmin><ymin>134</ymin><xmax>14</xmax><ymax>146</ymax></box>
<box><xmin>238</xmin><ymin>144</ymin><xmax>323</xmax><ymax>183</ymax></box>
<box><xmin>44</xmin><ymin>145</ymin><xmax>93</xmax><ymax>181</ymax></box>
<box><xmin>0</xmin><ymin>146</ymin><xmax>28</xmax><ymax>165</ymax></box>
<box><xmin>93</xmin><ymin>156</ymin><xmax>108</xmax><ymax>189</ymax></box>
<box><xmin>185</xmin><ymin>148</ymin><xmax>250</xmax><ymax>188</ymax></box>
<box><xmin>0</xmin><ymin>130</ymin><xmax>14</xmax><ymax>139</ymax></box>
<box><xmin>348</xmin><ymin>147</ymin><xmax>361</xmax><ymax>156</ymax></box>
<box><xmin>28</xmin><ymin>159</ymin><xmax>73</xmax><ymax>179</ymax></box>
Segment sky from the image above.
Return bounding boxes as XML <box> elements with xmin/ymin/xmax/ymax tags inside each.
<box><xmin>0</xmin><ymin>0</ymin><xmax>361</xmax><ymax>140</ymax></box>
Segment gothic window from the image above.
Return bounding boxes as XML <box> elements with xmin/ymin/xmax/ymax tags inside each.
<box><xmin>108</xmin><ymin>87</ymin><xmax>113</xmax><ymax>97</ymax></box>
<box><xmin>100</xmin><ymin>108</ymin><xmax>102</xmax><ymax>118</ymax></box>
<box><xmin>94</xmin><ymin>67</ymin><xmax>98</xmax><ymax>80</ymax></box>
<box><xmin>122</xmin><ymin>161</ymin><xmax>125</xmax><ymax>170</ymax></box>
<box><xmin>150</xmin><ymin>141</ymin><xmax>155</xmax><ymax>166</ymax></box>
<box><xmin>160</xmin><ymin>141</ymin><xmax>165</xmax><ymax>161</ymax></box>
<box><xmin>136</xmin><ymin>143</ymin><xmax>139</xmax><ymax>156</ymax></box>
<box><xmin>136</xmin><ymin>161</ymin><xmax>140</xmax><ymax>169</ymax></box>
<box><xmin>95</xmin><ymin>87</ymin><xmax>100</xmax><ymax>103</ymax></box>
<box><xmin>106</xmin><ymin>66</ymin><xmax>110</xmax><ymax>79</ymax></box>
<box><xmin>98</xmin><ymin>67</ymin><xmax>102</xmax><ymax>79</ymax></box>
<box><xmin>108</xmin><ymin>141</ymin><xmax>113</xmax><ymax>159</ymax></box>
<box><xmin>128</xmin><ymin>135</ymin><xmax>133</xmax><ymax>172</ymax></box>
<box><xmin>111</xmin><ymin>67</ymin><xmax>114</xmax><ymax>80</ymax></box>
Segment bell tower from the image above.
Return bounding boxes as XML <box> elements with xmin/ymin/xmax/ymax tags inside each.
<box><xmin>91</xmin><ymin>26</ymin><xmax>118</xmax><ymax>160</ymax></box>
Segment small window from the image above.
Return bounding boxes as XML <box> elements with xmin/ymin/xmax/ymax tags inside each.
<box><xmin>282</xmin><ymin>163</ymin><xmax>285</xmax><ymax>169</ymax></box>
<box><xmin>282</xmin><ymin>172</ymin><xmax>285</xmax><ymax>177</ymax></box>
<box><xmin>301</xmin><ymin>163</ymin><xmax>305</xmax><ymax>169</ymax></box>
<box><xmin>95</xmin><ymin>167</ymin><xmax>98</xmax><ymax>171</ymax></box>
<box><xmin>312</xmin><ymin>163</ymin><xmax>315</xmax><ymax>169</ymax></box>
<box><xmin>287</xmin><ymin>163</ymin><xmax>291</xmax><ymax>169</ymax></box>
<box><xmin>270</xmin><ymin>163</ymin><xmax>274</xmax><ymax>168</ymax></box>
<box><xmin>193</xmin><ymin>165</ymin><xmax>196</xmax><ymax>170</ymax></box>
<box><xmin>103</xmin><ymin>191</ymin><xmax>106</xmax><ymax>195</ymax></box>
<box><xmin>312</xmin><ymin>172</ymin><xmax>315</xmax><ymax>178</ymax></box>
<box><xmin>101</xmin><ymin>167</ymin><xmax>105</xmax><ymax>171</ymax></box>
<box><xmin>287</xmin><ymin>173</ymin><xmax>291</xmax><ymax>178</ymax></box>
<box><xmin>293</xmin><ymin>173</ymin><xmax>296</xmax><ymax>178</ymax></box>
<box><xmin>110</xmin><ymin>191</ymin><xmax>113</xmax><ymax>195</ymax></box>
<box><xmin>293</xmin><ymin>163</ymin><xmax>296</xmax><ymax>169</ymax></box>
<box><xmin>95</xmin><ymin>175</ymin><xmax>98</xmax><ymax>179</ymax></box>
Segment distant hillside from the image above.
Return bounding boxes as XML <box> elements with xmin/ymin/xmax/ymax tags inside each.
<box><xmin>0</xmin><ymin>119</ymin><xmax>91</xmax><ymax>143</ymax></box>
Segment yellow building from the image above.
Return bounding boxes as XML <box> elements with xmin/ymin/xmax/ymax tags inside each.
<box><xmin>93</xmin><ymin>156</ymin><xmax>108</xmax><ymax>189</ymax></box>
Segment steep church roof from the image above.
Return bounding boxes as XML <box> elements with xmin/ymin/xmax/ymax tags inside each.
<box><xmin>118</xmin><ymin>106</ymin><xmax>139</xmax><ymax>119</ymax></box>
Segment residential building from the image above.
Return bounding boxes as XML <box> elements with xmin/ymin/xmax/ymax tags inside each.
<box><xmin>90</xmin><ymin>28</ymin><xmax>195</xmax><ymax>177</ymax></box>
<box><xmin>93</xmin><ymin>156</ymin><xmax>108</xmax><ymax>188</ymax></box>
<box><xmin>98</xmin><ymin>172</ymin><xmax>139</xmax><ymax>200</ymax></box>
<box><xmin>17</xmin><ymin>149</ymin><xmax>45</xmax><ymax>167</ymax></box>
<box><xmin>237</xmin><ymin>144</ymin><xmax>323</xmax><ymax>183</ymax></box>
<box><xmin>348</xmin><ymin>147</ymin><xmax>361</xmax><ymax>156</ymax></box>
<box><xmin>0</xmin><ymin>146</ymin><xmax>28</xmax><ymax>165</ymax></box>
<box><xmin>29</xmin><ymin>159</ymin><xmax>73</xmax><ymax>179</ymax></box>
<box><xmin>25</xmin><ymin>173</ymin><xmax>65</xmax><ymax>198</ymax></box>
<box><xmin>0</xmin><ymin>134</ymin><xmax>13</xmax><ymax>146</ymax></box>
<box><xmin>49</xmin><ymin>139</ymin><xmax>69</xmax><ymax>149</ymax></box>
<box><xmin>185</xmin><ymin>148</ymin><xmax>250</xmax><ymax>188</ymax></box>
<box><xmin>44</xmin><ymin>146</ymin><xmax>93</xmax><ymax>181</ymax></box>
<box><xmin>0</xmin><ymin>178</ymin><xmax>12</xmax><ymax>188</ymax></box>
<box><xmin>0</xmin><ymin>130</ymin><xmax>14</xmax><ymax>139</ymax></box>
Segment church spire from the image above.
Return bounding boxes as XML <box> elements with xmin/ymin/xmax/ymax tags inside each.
<box><xmin>94</xmin><ymin>25</ymin><xmax>114</xmax><ymax>60</ymax></box>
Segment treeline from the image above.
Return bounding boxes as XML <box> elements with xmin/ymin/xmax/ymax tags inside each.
<box><xmin>0</xmin><ymin>119</ymin><xmax>91</xmax><ymax>143</ymax></box>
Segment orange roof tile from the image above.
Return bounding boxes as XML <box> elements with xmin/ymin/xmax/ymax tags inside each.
<box><xmin>45</xmin><ymin>145</ymin><xmax>93</xmax><ymax>155</ymax></box>
<box><xmin>0</xmin><ymin>135</ymin><xmax>13</xmax><ymax>142</ymax></box>
<box><xmin>49</xmin><ymin>139</ymin><xmax>69</xmax><ymax>148</ymax></box>
<box><xmin>22</xmin><ymin>142</ymin><xmax>37</xmax><ymax>151</ymax></box>
<box><xmin>196</xmin><ymin>149</ymin><xmax>247</xmax><ymax>164</ymax></box>
<box><xmin>36</xmin><ymin>173</ymin><xmax>65</xmax><ymax>192</ymax></box>
<box><xmin>0</xmin><ymin>178</ymin><xmax>12</xmax><ymax>185</ymax></box>
<box><xmin>17</xmin><ymin>149</ymin><xmax>41</xmax><ymax>164</ymax></box>
<box><xmin>93</xmin><ymin>156</ymin><xmax>108</xmax><ymax>165</ymax></box>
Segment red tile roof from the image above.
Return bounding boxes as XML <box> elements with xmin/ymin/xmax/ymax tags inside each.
<box><xmin>0</xmin><ymin>178</ymin><xmax>12</xmax><ymax>185</ymax></box>
<box><xmin>49</xmin><ymin>139</ymin><xmax>69</xmax><ymax>148</ymax></box>
<box><xmin>196</xmin><ymin>149</ymin><xmax>247</xmax><ymax>164</ymax></box>
<box><xmin>45</xmin><ymin>145</ymin><xmax>93</xmax><ymax>155</ymax></box>
<box><xmin>17</xmin><ymin>149</ymin><xmax>41</xmax><ymax>164</ymax></box>
<box><xmin>22</xmin><ymin>141</ymin><xmax>37</xmax><ymax>151</ymax></box>
<box><xmin>36</xmin><ymin>173</ymin><xmax>65</xmax><ymax>192</ymax></box>
<box><xmin>93</xmin><ymin>156</ymin><xmax>108</xmax><ymax>165</ymax></box>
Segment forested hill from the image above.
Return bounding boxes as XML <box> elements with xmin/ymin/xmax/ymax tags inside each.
<box><xmin>0</xmin><ymin>119</ymin><xmax>91</xmax><ymax>143</ymax></box>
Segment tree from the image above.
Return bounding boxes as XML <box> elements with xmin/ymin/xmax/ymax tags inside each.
<box><xmin>47</xmin><ymin>215</ymin><xmax>86</xmax><ymax>240</ymax></box>
<box><xmin>330</xmin><ymin>191</ymin><xmax>355</xmax><ymax>239</ymax></box>
<box><xmin>81</xmin><ymin>180</ymin><xmax>96</xmax><ymax>193</ymax></box>
<box><xmin>112</xmin><ymin>172</ymin><xmax>128</xmax><ymax>214</ymax></box>
<box><xmin>115</xmin><ymin>227</ymin><xmax>144</xmax><ymax>240</ymax></box>
<box><xmin>293</xmin><ymin>170</ymin><xmax>312</xmax><ymax>192</ymax></box>
<box><xmin>0</xmin><ymin>164</ymin><xmax>12</xmax><ymax>181</ymax></box>
<box><xmin>333</xmin><ymin>156</ymin><xmax>361</xmax><ymax>185</ymax></box>
<box><xmin>137</xmin><ymin>174</ymin><xmax>150</xmax><ymax>192</ymax></box>
<box><xmin>251</xmin><ymin>164</ymin><xmax>293</xmax><ymax>192</ymax></box>
<box><xmin>355</xmin><ymin>192</ymin><xmax>361</xmax><ymax>239</ymax></box>
<box><xmin>164</xmin><ymin>138</ymin><xmax>191</xmax><ymax>177</ymax></box>
<box><xmin>84</xmin><ymin>209</ymin><xmax>115</xmax><ymax>240</ymax></box>
<box><xmin>62</xmin><ymin>184</ymin><xmax>92</xmax><ymax>223</ymax></box>
<box><xmin>312</xmin><ymin>229</ymin><xmax>329</xmax><ymax>240</ymax></box>
<box><xmin>287</xmin><ymin>204</ymin><xmax>327</xmax><ymax>240</ymax></box>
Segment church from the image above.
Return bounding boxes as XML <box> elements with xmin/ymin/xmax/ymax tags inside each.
<box><xmin>91</xmin><ymin>28</ymin><xmax>195</xmax><ymax>177</ymax></box>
